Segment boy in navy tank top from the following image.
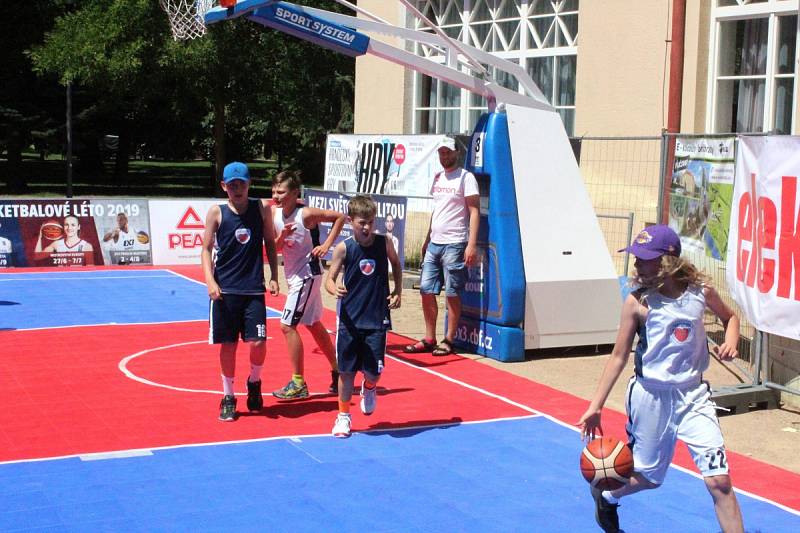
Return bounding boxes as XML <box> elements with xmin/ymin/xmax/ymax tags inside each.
<box><xmin>578</xmin><ymin>225</ymin><xmax>743</xmax><ymax>533</ymax></box>
<box><xmin>201</xmin><ymin>161</ymin><xmax>280</xmax><ymax>422</ymax></box>
<box><xmin>325</xmin><ymin>195</ymin><xmax>402</xmax><ymax>438</ymax></box>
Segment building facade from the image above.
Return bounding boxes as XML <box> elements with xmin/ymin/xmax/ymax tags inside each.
<box><xmin>354</xmin><ymin>0</ymin><xmax>800</xmax><ymax>138</ymax></box>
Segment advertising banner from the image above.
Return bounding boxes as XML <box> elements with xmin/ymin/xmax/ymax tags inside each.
<box><xmin>0</xmin><ymin>199</ymin><xmax>152</xmax><ymax>267</ymax></box>
<box><xmin>304</xmin><ymin>190</ymin><xmax>407</xmax><ymax>270</ymax></box>
<box><xmin>324</xmin><ymin>134</ymin><xmax>445</xmax><ymax>210</ymax></box>
<box><xmin>726</xmin><ymin>136</ymin><xmax>800</xmax><ymax>340</ymax></box>
<box><xmin>669</xmin><ymin>136</ymin><xmax>735</xmax><ymax>259</ymax></box>
<box><xmin>149</xmin><ymin>200</ymin><xmax>221</xmax><ymax>265</ymax></box>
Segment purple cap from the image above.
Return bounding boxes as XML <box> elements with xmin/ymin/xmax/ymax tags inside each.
<box><xmin>619</xmin><ymin>225</ymin><xmax>681</xmax><ymax>260</ymax></box>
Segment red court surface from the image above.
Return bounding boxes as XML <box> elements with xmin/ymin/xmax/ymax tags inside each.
<box><xmin>2</xmin><ymin>264</ymin><xmax>799</xmax><ymax>514</ymax></box>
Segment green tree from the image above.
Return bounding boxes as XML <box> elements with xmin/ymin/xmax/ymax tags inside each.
<box><xmin>0</xmin><ymin>1</ymin><xmax>63</xmax><ymax>193</ymax></box>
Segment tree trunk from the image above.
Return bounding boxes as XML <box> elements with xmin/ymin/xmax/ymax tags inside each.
<box><xmin>212</xmin><ymin>86</ymin><xmax>226</xmax><ymax>197</ymax></box>
<box><xmin>5</xmin><ymin>133</ymin><xmax>27</xmax><ymax>194</ymax></box>
<box><xmin>114</xmin><ymin>126</ymin><xmax>130</xmax><ymax>181</ymax></box>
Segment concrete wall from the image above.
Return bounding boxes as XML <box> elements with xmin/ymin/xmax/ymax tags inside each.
<box><xmin>353</xmin><ymin>0</ymin><xmax>409</xmax><ymax>134</ymax></box>
<box><xmin>767</xmin><ymin>335</ymin><xmax>800</xmax><ymax>409</ymax></box>
<box><xmin>574</xmin><ymin>0</ymin><xmax>670</xmax><ymax>136</ymax></box>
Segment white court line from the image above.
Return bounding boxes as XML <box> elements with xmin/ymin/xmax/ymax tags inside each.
<box><xmin>11</xmin><ymin>332</ymin><xmax>800</xmax><ymax>516</ymax></box>
<box><xmin>0</xmin><ymin>274</ymin><xmax>176</xmax><ymax>282</ymax></box>
<box><xmin>0</xmin><ymin>414</ymin><xmax>539</xmax><ymax>466</ymax></box>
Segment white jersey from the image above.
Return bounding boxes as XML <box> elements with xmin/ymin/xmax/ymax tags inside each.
<box><xmin>53</xmin><ymin>239</ymin><xmax>90</xmax><ymax>253</ymax></box>
<box><xmin>274</xmin><ymin>206</ymin><xmax>322</xmax><ymax>282</ymax></box>
<box><xmin>0</xmin><ymin>237</ymin><xmax>11</xmax><ymax>253</ymax></box>
<box><xmin>111</xmin><ymin>228</ymin><xmax>139</xmax><ymax>251</ymax></box>
<box><xmin>634</xmin><ymin>285</ymin><xmax>709</xmax><ymax>387</ymax></box>
<box><xmin>429</xmin><ymin>167</ymin><xmax>479</xmax><ymax>244</ymax></box>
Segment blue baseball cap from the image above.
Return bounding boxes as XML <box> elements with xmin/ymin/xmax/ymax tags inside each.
<box><xmin>223</xmin><ymin>161</ymin><xmax>250</xmax><ymax>183</ymax></box>
<box><xmin>619</xmin><ymin>224</ymin><xmax>681</xmax><ymax>260</ymax></box>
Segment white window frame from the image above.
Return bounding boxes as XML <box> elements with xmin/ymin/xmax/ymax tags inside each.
<box><xmin>411</xmin><ymin>0</ymin><xmax>578</xmax><ymax>135</ymax></box>
<box><xmin>707</xmin><ymin>0</ymin><xmax>800</xmax><ymax>133</ymax></box>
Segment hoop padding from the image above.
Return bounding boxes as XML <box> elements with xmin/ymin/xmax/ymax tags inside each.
<box><xmin>160</xmin><ymin>0</ymin><xmax>214</xmax><ymax>41</ymax></box>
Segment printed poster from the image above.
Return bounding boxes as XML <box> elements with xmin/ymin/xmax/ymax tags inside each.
<box><xmin>304</xmin><ymin>190</ymin><xmax>407</xmax><ymax>271</ymax></box>
<box><xmin>669</xmin><ymin>136</ymin><xmax>735</xmax><ymax>259</ymax></box>
<box><xmin>0</xmin><ymin>199</ymin><xmax>152</xmax><ymax>267</ymax></box>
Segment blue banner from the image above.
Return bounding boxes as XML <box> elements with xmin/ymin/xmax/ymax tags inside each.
<box><xmin>304</xmin><ymin>190</ymin><xmax>407</xmax><ymax>271</ymax></box>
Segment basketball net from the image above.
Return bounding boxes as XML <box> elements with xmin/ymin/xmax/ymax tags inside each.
<box><xmin>160</xmin><ymin>0</ymin><xmax>215</xmax><ymax>41</ymax></box>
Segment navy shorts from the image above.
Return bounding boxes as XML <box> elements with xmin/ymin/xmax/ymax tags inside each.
<box><xmin>336</xmin><ymin>326</ymin><xmax>386</xmax><ymax>376</ymax></box>
<box><xmin>419</xmin><ymin>242</ymin><xmax>467</xmax><ymax>297</ymax></box>
<box><xmin>209</xmin><ymin>293</ymin><xmax>266</xmax><ymax>344</ymax></box>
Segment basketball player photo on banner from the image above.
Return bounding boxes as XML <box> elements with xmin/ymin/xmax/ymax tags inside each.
<box><xmin>726</xmin><ymin>136</ymin><xmax>800</xmax><ymax>341</ymax></box>
<box><xmin>6</xmin><ymin>200</ymin><xmax>103</xmax><ymax>267</ymax></box>
<box><xmin>93</xmin><ymin>200</ymin><xmax>153</xmax><ymax>265</ymax></box>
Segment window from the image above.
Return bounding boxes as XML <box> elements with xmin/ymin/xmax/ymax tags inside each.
<box><xmin>712</xmin><ymin>1</ymin><xmax>798</xmax><ymax>133</ymax></box>
<box><xmin>412</xmin><ymin>1</ymin><xmax>578</xmax><ymax>136</ymax></box>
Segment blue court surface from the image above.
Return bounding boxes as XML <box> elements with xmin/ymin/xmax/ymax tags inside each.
<box><xmin>0</xmin><ymin>416</ymin><xmax>796</xmax><ymax>532</ymax></box>
<box><xmin>0</xmin><ymin>269</ymin><xmax>279</xmax><ymax>330</ymax></box>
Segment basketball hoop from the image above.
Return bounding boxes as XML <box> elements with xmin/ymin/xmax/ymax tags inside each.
<box><xmin>160</xmin><ymin>0</ymin><xmax>215</xmax><ymax>41</ymax></box>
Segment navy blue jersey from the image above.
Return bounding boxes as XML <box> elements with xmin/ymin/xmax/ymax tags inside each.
<box><xmin>214</xmin><ymin>199</ymin><xmax>265</xmax><ymax>294</ymax></box>
<box><xmin>339</xmin><ymin>235</ymin><xmax>391</xmax><ymax>330</ymax></box>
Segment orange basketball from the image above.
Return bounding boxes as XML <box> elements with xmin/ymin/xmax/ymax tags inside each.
<box><xmin>41</xmin><ymin>220</ymin><xmax>64</xmax><ymax>240</ymax></box>
<box><xmin>580</xmin><ymin>437</ymin><xmax>634</xmax><ymax>491</ymax></box>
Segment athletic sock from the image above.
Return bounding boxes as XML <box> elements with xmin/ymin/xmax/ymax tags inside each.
<box><xmin>338</xmin><ymin>400</ymin><xmax>350</xmax><ymax>413</ymax></box>
<box><xmin>249</xmin><ymin>364</ymin><xmax>262</xmax><ymax>383</ymax></box>
<box><xmin>292</xmin><ymin>374</ymin><xmax>305</xmax><ymax>386</ymax></box>
<box><xmin>221</xmin><ymin>374</ymin><xmax>235</xmax><ymax>396</ymax></box>
<box><xmin>601</xmin><ymin>491</ymin><xmax>619</xmax><ymax>505</ymax></box>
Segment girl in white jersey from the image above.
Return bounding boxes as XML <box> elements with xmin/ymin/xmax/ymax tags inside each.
<box><xmin>270</xmin><ymin>171</ymin><xmax>346</xmax><ymax>400</ymax></box>
<box><xmin>578</xmin><ymin>225</ymin><xmax>744</xmax><ymax>533</ymax></box>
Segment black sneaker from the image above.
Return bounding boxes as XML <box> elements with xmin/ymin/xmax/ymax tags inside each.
<box><xmin>591</xmin><ymin>487</ymin><xmax>620</xmax><ymax>532</ymax></box>
<box><xmin>219</xmin><ymin>394</ymin><xmax>237</xmax><ymax>422</ymax></box>
<box><xmin>329</xmin><ymin>370</ymin><xmax>339</xmax><ymax>394</ymax></box>
<box><xmin>246</xmin><ymin>379</ymin><xmax>263</xmax><ymax>412</ymax></box>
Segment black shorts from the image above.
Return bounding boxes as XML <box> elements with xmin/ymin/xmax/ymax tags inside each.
<box><xmin>335</xmin><ymin>326</ymin><xmax>386</xmax><ymax>376</ymax></box>
<box><xmin>209</xmin><ymin>293</ymin><xmax>266</xmax><ymax>344</ymax></box>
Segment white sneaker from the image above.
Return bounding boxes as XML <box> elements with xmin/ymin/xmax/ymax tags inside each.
<box><xmin>360</xmin><ymin>382</ymin><xmax>377</xmax><ymax>415</ymax></box>
<box><xmin>332</xmin><ymin>413</ymin><xmax>351</xmax><ymax>438</ymax></box>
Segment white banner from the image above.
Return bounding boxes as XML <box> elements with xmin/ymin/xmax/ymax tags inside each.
<box><xmin>324</xmin><ymin>134</ymin><xmax>446</xmax><ymax>203</ymax></box>
<box><xmin>149</xmin><ymin>199</ymin><xmax>220</xmax><ymax>265</ymax></box>
<box><xmin>727</xmin><ymin>136</ymin><xmax>800</xmax><ymax>340</ymax></box>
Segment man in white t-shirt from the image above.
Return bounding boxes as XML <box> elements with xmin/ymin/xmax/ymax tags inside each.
<box><xmin>404</xmin><ymin>136</ymin><xmax>480</xmax><ymax>356</ymax></box>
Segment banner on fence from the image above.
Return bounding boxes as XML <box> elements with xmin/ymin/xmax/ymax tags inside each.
<box><xmin>727</xmin><ymin>136</ymin><xmax>800</xmax><ymax>341</ymax></box>
<box><xmin>669</xmin><ymin>136</ymin><xmax>735</xmax><ymax>260</ymax></box>
<box><xmin>0</xmin><ymin>199</ymin><xmax>152</xmax><ymax>268</ymax></box>
<box><xmin>149</xmin><ymin>199</ymin><xmax>220</xmax><ymax>265</ymax></box>
<box><xmin>304</xmin><ymin>190</ymin><xmax>407</xmax><ymax>271</ymax></box>
<box><xmin>324</xmin><ymin>134</ymin><xmax>446</xmax><ymax>199</ymax></box>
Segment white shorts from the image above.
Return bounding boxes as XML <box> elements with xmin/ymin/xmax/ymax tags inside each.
<box><xmin>281</xmin><ymin>275</ymin><xmax>324</xmax><ymax>327</ymax></box>
<box><xmin>625</xmin><ymin>377</ymin><xmax>729</xmax><ymax>485</ymax></box>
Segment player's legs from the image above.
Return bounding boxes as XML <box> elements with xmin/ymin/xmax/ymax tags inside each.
<box><xmin>274</xmin><ymin>278</ymin><xmax>321</xmax><ymax>399</ymax></box>
<box><xmin>333</xmin><ymin>325</ymin><xmax>359</xmax><ymax>437</ymax></box>
<box><xmin>306</xmin><ymin>321</ymin><xmax>339</xmax><ymax>393</ymax></box>
<box><xmin>210</xmin><ymin>297</ymin><xmax>243</xmax><ymax>420</ymax></box>
<box><xmin>359</xmin><ymin>329</ymin><xmax>386</xmax><ymax>415</ymax></box>
<box><xmin>433</xmin><ymin>242</ymin><xmax>466</xmax><ymax>354</ymax></box>
<box><xmin>242</xmin><ymin>296</ymin><xmax>267</xmax><ymax>411</ymax></box>
<box><xmin>679</xmin><ymin>383</ymin><xmax>744</xmax><ymax>533</ymax></box>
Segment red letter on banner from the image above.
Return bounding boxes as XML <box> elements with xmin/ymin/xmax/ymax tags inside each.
<box><xmin>737</xmin><ymin>192</ymin><xmax>752</xmax><ymax>283</ymax></box>
<box><xmin>778</xmin><ymin>176</ymin><xmax>800</xmax><ymax>301</ymax></box>
<box><xmin>756</xmin><ymin>196</ymin><xmax>776</xmax><ymax>293</ymax></box>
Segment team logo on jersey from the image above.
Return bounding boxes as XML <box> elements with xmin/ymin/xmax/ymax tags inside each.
<box><xmin>359</xmin><ymin>259</ymin><xmax>376</xmax><ymax>275</ymax></box>
<box><xmin>235</xmin><ymin>228</ymin><xmax>251</xmax><ymax>244</ymax></box>
<box><xmin>671</xmin><ymin>320</ymin><xmax>692</xmax><ymax>342</ymax></box>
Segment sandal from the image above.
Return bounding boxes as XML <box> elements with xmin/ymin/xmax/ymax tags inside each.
<box><xmin>404</xmin><ymin>338</ymin><xmax>437</xmax><ymax>353</ymax></box>
<box><xmin>432</xmin><ymin>339</ymin><xmax>455</xmax><ymax>357</ymax></box>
